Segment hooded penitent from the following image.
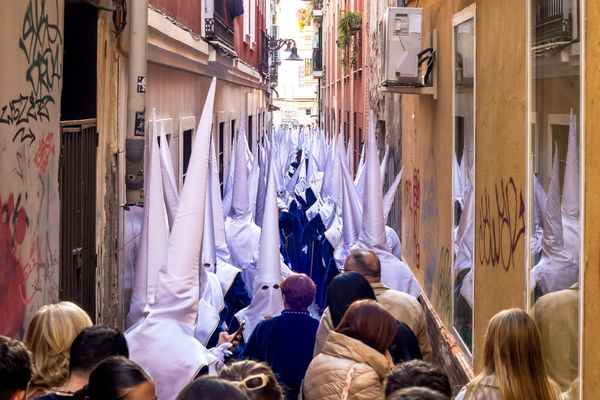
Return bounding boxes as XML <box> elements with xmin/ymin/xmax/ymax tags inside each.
<box><xmin>355</xmin><ymin>113</ymin><xmax>420</xmax><ymax>297</ymax></box>
<box><xmin>531</xmin><ymin>142</ymin><xmax>578</xmax><ymax>295</ymax></box>
<box><xmin>126</xmin><ymin>79</ymin><xmax>219</xmax><ymax>400</ymax></box>
<box><xmin>125</xmin><ymin>110</ymin><xmax>170</xmax><ymax>330</ymax></box>
<box><xmin>561</xmin><ymin>110</ymin><xmax>580</xmax><ymax>267</ymax></box>
<box><xmin>224</xmin><ymin>118</ymin><xmax>262</xmax><ymax>293</ymax></box>
<box><xmin>194</xmin><ymin>143</ymin><xmax>226</xmax><ymax>346</ymax></box>
<box><xmin>234</xmin><ymin>157</ymin><xmax>285</xmax><ymax>342</ymax></box>
<box><xmin>531</xmin><ymin>174</ymin><xmax>546</xmax><ymax>264</ymax></box>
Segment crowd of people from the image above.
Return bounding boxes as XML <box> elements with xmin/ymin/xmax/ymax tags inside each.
<box><xmin>0</xmin><ymin>77</ymin><xmax>572</xmax><ymax>400</ymax></box>
<box><xmin>1</xmin><ymin>294</ymin><xmax>565</xmax><ymax>400</ymax></box>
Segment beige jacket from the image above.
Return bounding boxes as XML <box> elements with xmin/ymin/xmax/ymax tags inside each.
<box><xmin>371</xmin><ymin>282</ymin><xmax>432</xmax><ymax>361</ymax></box>
<box><xmin>313</xmin><ymin>307</ymin><xmax>334</xmax><ymax>357</ymax></box>
<box><xmin>455</xmin><ymin>375</ymin><xmax>502</xmax><ymax>400</ymax></box>
<box><xmin>303</xmin><ymin>331</ymin><xmax>390</xmax><ymax>400</ymax></box>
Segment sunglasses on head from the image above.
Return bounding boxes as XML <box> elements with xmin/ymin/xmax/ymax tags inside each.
<box><xmin>233</xmin><ymin>373</ymin><xmax>270</xmax><ymax>391</ymax></box>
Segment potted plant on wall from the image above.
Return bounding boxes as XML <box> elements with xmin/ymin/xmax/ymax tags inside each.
<box><xmin>337</xmin><ymin>10</ymin><xmax>362</xmax><ymax>70</ymax></box>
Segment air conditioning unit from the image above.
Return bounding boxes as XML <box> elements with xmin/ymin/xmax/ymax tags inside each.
<box><xmin>383</xmin><ymin>7</ymin><xmax>423</xmax><ymax>86</ymax></box>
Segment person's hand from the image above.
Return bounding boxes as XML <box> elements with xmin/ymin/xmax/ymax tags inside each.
<box><xmin>209</xmin><ymin>342</ymin><xmax>234</xmax><ymax>362</ymax></box>
<box><xmin>217</xmin><ymin>331</ymin><xmax>235</xmax><ymax>346</ymax></box>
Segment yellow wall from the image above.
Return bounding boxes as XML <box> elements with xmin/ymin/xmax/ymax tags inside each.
<box><xmin>401</xmin><ymin>0</ymin><xmax>473</xmax><ymax>329</ymax></box>
<box><xmin>472</xmin><ymin>0</ymin><xmax>527</xmax><ymax>370</ymax></box>
<box><xmin>583</xmin><ymin>1</ymin><xmax>600</xmax><ymax>396</ymax></box>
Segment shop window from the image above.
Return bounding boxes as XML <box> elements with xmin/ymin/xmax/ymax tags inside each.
<box><xmin>452</xmin><ymin>5</ymin><xmax>475</xmax><ymax>353</ymax></box>
<box><xmin>528</xmin><ymin>0</ymin><xmax>582</xmax><ymax>396</ymax></box>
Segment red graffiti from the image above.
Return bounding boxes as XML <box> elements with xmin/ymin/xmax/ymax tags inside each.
<box><xmin>0</xmin><ymin>194</ymin><xmax>29</xmax><ymax>336</ymax></box>
<box><xmin>403</xmin><ymin>168</ymin><xmax>421</xmax><ymax>268</ymax></box>
<box><xmin>33</xmin><ymin>132</ymin><xmax>55</xmax><ymax>173</ymax></box>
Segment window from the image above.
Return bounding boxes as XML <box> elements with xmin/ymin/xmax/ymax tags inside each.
<box><xmin>452</xmin><ymin>5</ymin><xmax>475</xmax><ymax>353</ymax></box>
<box><xmin>182</xmin><ymin>129</ymin><xmax>193</xmax><ymax>183</ymax></box>
<box><xmin>231</xmin><ymin>119</ymin><xmax>236</xmax><ymax>144</ymax></box>
<box><xmin>528</xmin><ymin>0</ymin><xmax>582</xmax><ymax>393</ymax></box>
<box><xmin>247</xmin><ymin>115</ymin><xmax>253</xmax><ymax>152</ymax></box>
<box><xmin>219</xmin><ymin>121</ymin><xmax>225</xmax><ymax>193</ymax></box>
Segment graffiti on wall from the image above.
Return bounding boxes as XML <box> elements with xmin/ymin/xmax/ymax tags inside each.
<box><xmin>0</xmin><ymin>0</ymin><xmax>61</xmax><ymax>336</ymax></box>
<box><xmin>477</xmin><ymin>177</ymin><xmax>525</xmax><ymax>271</ymax></box>
<box><xmin>403</xmin><ymin>167</ymin><xmax>421</xmax><ymax>269</ymax></box>
<box><xmin>0</xmin><ymin>0</ymin><xmax>62</xmax><ymax>145</ymax></box>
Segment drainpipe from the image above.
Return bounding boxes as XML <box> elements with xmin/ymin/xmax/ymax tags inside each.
<box><xmin>125</xmin><ymin>0</ymin><xmax>149</xmax><ymax>204</ymax></box>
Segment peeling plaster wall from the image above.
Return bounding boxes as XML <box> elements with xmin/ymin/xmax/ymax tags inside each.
<box><xmin>0</xmin><ymin>0</ymin><xmax>63</xmax><ymax>336</ymax></box>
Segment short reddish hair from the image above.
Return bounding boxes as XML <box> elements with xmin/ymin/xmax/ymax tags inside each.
<box><xmin>281</xmin><ymin>274</ymin><xmax>316</xmax><ymax>310</ymax></box>
<box><xmin>336</xmin><ymin>299</ymin><xmax>397</xmax><ymax>354</ymax></box>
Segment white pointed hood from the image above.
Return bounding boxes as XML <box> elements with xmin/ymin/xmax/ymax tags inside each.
<box><xmin>234</xmin><ymin>156</ymin><xmax>284</xmax><ymax>342</ymax></box>
<box><xmin>225</xmin><ymin>121</ymin><xmax>261</xmax><ymax>292</ymax></box>
<box><xmin>255</xmin><ymin>144</ymin><xmax>268</xmax><ymax>227</ymax></box>
<box><xmin>126</xmin><ymin>109</ymin><xmax>170</xmax><ymax>330</ymax></box>
<box><xmin>383</xmin><ymin>168</ymin><xmax>403</xmax><ymax>223</ymax></box>
<box><xmin>453</xmin><ymin>179</ymin><xmax>474</xmax><ymax>278</ymax></box>
<box><xmin>222</xmin><ymin>135</ymin><xmax>237</xmax><ymax>219</ymax></box>
<box><xmin>561</xmin><ymin>110</ymin><xmax>580</xmax><ymax>264</ymax></box>
<box><xmin>355</xmin><ymin>113</ymin><xmax>420</xmax><ymax>296</ymax></box>
<box><xmin>209</xmin><ymin>136</ymin><xmax>232</xmax><ymax>263</ymax></box>
<box><xmin>202</xmin><ymin>158</ymin><xmax>218</xmax><ymax>269</ymax></box>
<box><xmin>380</xmin><ymin>145</ymin><xmax>390</xmax><ymax>184</ymax></box>
<box><xmin>531</xmin><ymin>174</ymin><xmax>546</xmax><ymax>264</ymax></box>
<box><xmin>531</xmin><ymin>144</ymin><xmax>578</xmax><ymax>295</ymax></box>
<box><xmin>126</xmin><ymin>79</ymin><xmax>219</xmax><ymax>400</ymax></box>
<box><xmin>231</xmin><ymin>119</ymin><xmax>252</xmax><ymax>217</ymax></box>
<box><xmin>159</xmin><ymin>119</ymin><xmax>180</xmax><ymax>230</ymax></box>
<box><xmin>357</xmin><ymin>116</ymin><xmax>388</xmax><ymax>251</ymax></box>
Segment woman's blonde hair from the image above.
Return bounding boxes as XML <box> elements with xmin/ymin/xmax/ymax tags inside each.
<box><xmin>24</xmin><ymin>301</ymin><xmax>92</xmax><ymax>390</ymax></box>
<box><xmin>219</xmin><ymin>360</ymin><xmax>283</xmax><ymax>400</ymax></box>
<box><xmin>468</xmin><ymin>308</ymin><xmax>561</xmax><ymax>400</ymax></box>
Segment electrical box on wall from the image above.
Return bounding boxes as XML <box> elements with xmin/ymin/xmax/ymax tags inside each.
<box><xmin>383</xmin><ymin>7</ymin><xmax>423</xmax><ymax>86</ymax></box>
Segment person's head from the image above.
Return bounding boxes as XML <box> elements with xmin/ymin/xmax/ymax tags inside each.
<box><xmin>344</xmin><ymin>248</ymin><xmax>381</xmax><ymax>283</ymax></box>
<box><xmin>0</xmin><ymin>336</ymin><xmax>32</xmax><ymax>400</ymax></box>
<box><xmin>69</xmin><ymin>326</ymin><xmax>129</xmax><ymax>379</ymax></box>
<box><xmin>281</xmin><ymin>273</ymin><xmax>316</xmax><ymax>310</ymax></box>
<box><xmin>471</xmin><ymin>308</ymin><xmax>560</xmax><ymax>400</ymax></box>
<box><xmin>24</xmin><ymin>302</ymin><xmax>93</xmax><ymax>389</ymax></box>
<box><xmin>335</xmin><ymin>299</ymin><xmax>397</xmax><ymax>355</ymax></box>
<box><xmin>74</xmin><ymin>356</ymin><xmax>155</xmax><ymax>400</ymax></box>
<box><xmin>327</xmin><ymin>271</ymin><xmax>376</xmax><ymax>327</ymax></box>
<box><xmin>177</xmin><ymin>376</ymin><xmax>248</xmax><ymax>400</ymax></box>
<box><xmin>386</xmin><ymin>387</ymin><xmax>449</xmax><ymax>400</ymax></box>
<box><xmin>218</xmin><ymin>360</ymin><xmax>283</xmax><ymax>400</ymax></box>
<box><xmin>385</xmin><ymin>360</ymin><xmax>451</xmax><ymax>397</ymax></box>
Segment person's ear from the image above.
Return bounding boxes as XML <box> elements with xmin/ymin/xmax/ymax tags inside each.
<box><xmin>11</xmin><ymin>390</ymin><xmax>26</xmax><ymax>400</ymax></box>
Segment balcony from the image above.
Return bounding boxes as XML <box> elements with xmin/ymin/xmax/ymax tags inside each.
<box><xmin>313</xmin><ymin>47</ymin><xmax>323</xmax><ymax>78</ymax></box>
<box><xmin>533</xmin><ymin>0</ymin><xmax>573</xmax><ymax>46</ymax></box>
<box><xmin>205</xmin><ymin>6</ymin><xmax>235</xmax><ymax>52</ymax></box>
<box><xmin>313</xmin><ymin>0</ymin><xmax>323</xmax><ymax>22</ymax></box>
<box><xmin>259</xmin><ymin>30</ymin><xmax>270</xmax><ymax>79</ymax></box>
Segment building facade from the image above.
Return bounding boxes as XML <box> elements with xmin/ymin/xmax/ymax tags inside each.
<box><xmin>0</xmin><ymin>0</ymin><xmax>270</xmax><ymax>334</ymax></box>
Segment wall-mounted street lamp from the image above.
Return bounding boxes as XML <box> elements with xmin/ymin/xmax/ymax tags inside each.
<box><xmin>267</xmin><ymin>37</ymin><xmax>303</xmax><ymax>61</ymax></box>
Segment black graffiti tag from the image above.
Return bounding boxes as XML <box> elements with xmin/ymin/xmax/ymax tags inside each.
<box><xmin>477</xmin><ymin>177</ymin><xmax>526</xmax><ymax>271</ymax></box>
<box><xmin>19</xmin><ymin>0</ymin><xmax>63</xmax><ymax>99</ymax></box>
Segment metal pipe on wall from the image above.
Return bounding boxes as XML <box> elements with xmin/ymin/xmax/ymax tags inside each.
<box><xmin>125</xmin><ymin>0</ymin><xmax>149</xmax><ymax>204</ymax></box>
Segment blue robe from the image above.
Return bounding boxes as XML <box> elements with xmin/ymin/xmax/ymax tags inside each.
<box><xmin>279</xmin><ymin>210</ymin><xmax>304</xmax><ymax>272</ymax></box>
<box><xmin>242</xmin><ymin>310</ymin><xmax>319</xmax><ymax>400</ymax></box>
<box><xmin>301</xmin><ymin>215</ymin><xmax>326</xmax><ymax>308</ymax></box>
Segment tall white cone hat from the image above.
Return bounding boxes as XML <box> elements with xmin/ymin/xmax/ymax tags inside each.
<box><xmin>380</xmin><ymin>145</ymin><xmax>390</xmax><ymax>184</ymax></box>
<box><xmin>234</xmin><ymin>155</ymin><xmax>284</xmax><ymax>342</ymax></box>
<box><xmin>383</xmin><ymin>168</ymin><xmax>403</xmax><ymax>223</ymax></box>
<box><xmin>209</xmin><ymin>136</ymin><xmax>232</xmax><ymax>263</ymax></box>
<box><xmin>126</xmin><ymin>109</ymin><xmax>169</xmax><ymax>329</ymax></box>
<box><xmin>126</xmin><ymin>78</ymin><xmax>219</xmax><ymax>400</ymax></box>
<box><xmin>231</xmin><ymin>119</ymin><xmax>251</xmax><ymax>217</ymax></box>
<box><xmin>222</xmin><ymin>134</ymin><xmax>236</xmax><ymax>219</ymax></box>
<box><xmin>561</xmin><ymin>110</ymin><xmax>580</xmax><ymax>263</ymax></box>
<box><xmin>355</xmin><ymin>112</ymin><xmax>420</xmax><ymax>296</ymax></box>
<box><xmin>531</xmin><ymin>143</ymin><xmax>578</xmax><ymax>295</ymax></box>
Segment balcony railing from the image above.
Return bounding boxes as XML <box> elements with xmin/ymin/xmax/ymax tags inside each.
<box><xmin>259</xmin><ymin>30</ymin><xmax>269</xmax><ymax>79</ymax></box>
<box><xmin>534</xmin><ymin>0</ymin><xmax>573</xmax><ymax>46</ymax></box>
<box><xmin>205</xmin><ymin>4</ymin><xmax>234</xmax><ymax>50</ymax></box>
<box><xmin>313</xmin><ymin>47</ymin><xmax>322</xmax><ymax>72</ymax></box>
